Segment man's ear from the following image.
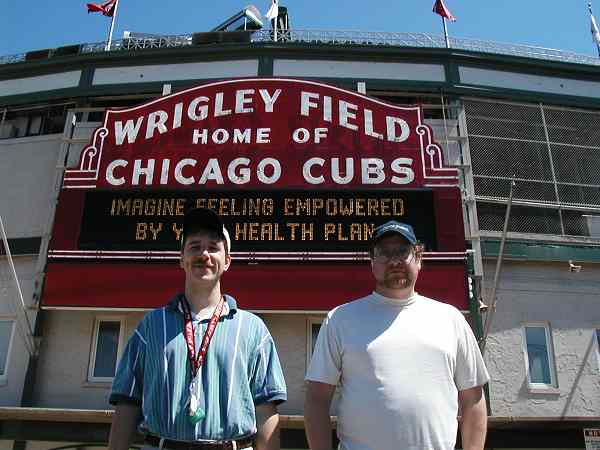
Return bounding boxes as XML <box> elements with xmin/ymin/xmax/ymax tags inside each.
<box><xmin>223</xmin><ymin>252</ymin><xmax>232</xmax><ymax>272</ymax></box>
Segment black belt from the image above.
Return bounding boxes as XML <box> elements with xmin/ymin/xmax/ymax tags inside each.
<box><xmin>144</xmin><ymin>434</ymin><xmax>255</xmax><ymax>450</ymax></box>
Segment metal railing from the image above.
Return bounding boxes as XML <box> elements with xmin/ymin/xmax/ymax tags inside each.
<box><xmin>2</xmin><ymin>29</ymin><xmax>599</xmax><ymax>66</ymax></box>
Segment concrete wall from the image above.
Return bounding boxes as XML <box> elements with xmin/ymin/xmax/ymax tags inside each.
<box><xmin>33</xmin><ymin>310</ymin><xmax>143</xmax><ymax>409</ymax></box>
<box><xmin>484</xmin><ymin>260</ymin><xmax>600</xmax><ymax>417</ymax></box>
<box><xmin>33</xmin><ymin>310</ymin><xmax>322</xmax><ymax>414</ymax></box>
<box><xmin>0</xmin><ymin>256</ymin><xmax>38</xmax><ymax>406</ymax></box>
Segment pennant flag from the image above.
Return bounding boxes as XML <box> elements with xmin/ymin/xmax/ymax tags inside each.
<box><xmin>266</xmin><ymin>0</ymin><xmax>279</xmax><ymax>20</ymax></box>
<box><xmin>433</xmin><ymin>0</ymin><xmax>456</xmax><ymax>22</ymax></box>
<box><xmin>86</xmin><ymin>0</ymin><xmax>117</xmax><ymax>17</ymax></box>
<box><xmin>590</xmin><ymin>3</ymin><xmax>600</xmax><ymax>55</ymax></box>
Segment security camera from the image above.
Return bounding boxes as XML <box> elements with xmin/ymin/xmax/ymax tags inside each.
<box><xmin>568</xmin><ymin>260</ymin><xmax>582</xmax><ymax>273</ymax></box>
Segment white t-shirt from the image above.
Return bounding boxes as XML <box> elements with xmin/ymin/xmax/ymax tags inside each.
<box><xmin>306</xmin><ymin>292</ymin><xmax>490</xmax><ymax>450</ymax></box>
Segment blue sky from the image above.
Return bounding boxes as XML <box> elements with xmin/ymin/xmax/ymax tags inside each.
<box><xmin>1</xmin><ymin>0</ymin><xmax>599</xmax><ymax>58</ymax></box>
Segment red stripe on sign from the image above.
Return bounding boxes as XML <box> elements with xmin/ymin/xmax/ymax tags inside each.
<box><xmin>42</xmin><ymin>261</ymin><xmax>468</xmax><ymax>310</ymax></box>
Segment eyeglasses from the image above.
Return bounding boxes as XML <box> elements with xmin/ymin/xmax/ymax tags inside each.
<box><xmin>372</xmin><ymin>245</ymin><xmax>415</xmax><ymax>264</ymax></box>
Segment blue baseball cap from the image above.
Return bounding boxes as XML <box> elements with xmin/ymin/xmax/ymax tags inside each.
<box><xmin>372</xmin><ymin>221</ymin><xmax>417</xmax><ymax>245</ymax></box>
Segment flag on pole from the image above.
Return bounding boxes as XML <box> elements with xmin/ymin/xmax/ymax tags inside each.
<box><xmin>590</xmin><ymin>3</ymin><xmax>600</xmax><ymax>56</ymax></box>
<box><xmin>86</xmin><ymin>0</ymin><xmax>118</xmax><ymax>17</ymax></box>
<box><xmin>433</xmin><ymin>0</ymin><xmax>456</xmax><ymax>22</ymax></box>
<box><xmin>266</xmin><ymin>0</ymin><xmax>279</xmax><ymax>20</ymax></box>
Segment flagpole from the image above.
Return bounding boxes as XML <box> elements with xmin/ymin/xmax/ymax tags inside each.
<box><xmin>590</xmin><ymin>2</ymin><xmax>600</xmax><ymax>57</ymax></box>
<box><xmin>105</xmin><ymin>0</ymin><xmax>120</xmax><ymax>51</ymax></box>
<box><xmin>442</xmin><ymin>16</ymin><xmax>450</xmax><ymax>48</ymax></box>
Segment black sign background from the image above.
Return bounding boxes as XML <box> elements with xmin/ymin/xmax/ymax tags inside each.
<box><xmin>78</xmin><ymin>190</ymin><xmax>437</xmax><ymax>252</ymax></box>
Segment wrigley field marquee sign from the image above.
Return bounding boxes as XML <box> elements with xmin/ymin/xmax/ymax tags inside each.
<box><xmin>53</xmin><ymin>78</ymin><xmax>461</xmax><ymax>259</ymax></box>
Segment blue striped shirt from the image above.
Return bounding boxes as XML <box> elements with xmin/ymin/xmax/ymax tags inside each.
<box><xmin>110</xmin><ymin>294</ymin><xmax>287</xmax><ymax>441</ymax></box>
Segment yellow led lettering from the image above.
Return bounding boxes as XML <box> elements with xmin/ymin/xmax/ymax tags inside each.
<box><xmin>148</xmin><ymin>222</ymin><xmax>163</xmax><ymax>240</ymax></box>
<box><xmin>393</xmin><ymin>198</ymin><xmax>404</xmax><ymax>215</ymax></box>
<box><xmin>144</xmin><ymin>199</ymin><xmax>156</xmax><ymax>215</ymax></box>
<box><xmin>355</xmin><ymin>198</ymin><xmax>365</xmax><ymax>216</ymax></box>
<box><xmin>367</xmin><ymin>199</ymin><xmax>379</xmax><ymax>216</ymax></box>
<box><xmin>207</xmin><ymin>198</ymin><xmax>218</xmax><ymax>210</ymax></box>
<box><xmin>287</xmin><ymin>223</ymin><xmax>300</xmax><ymax>240</ymax></box>
<box><xmin>274</xmin><ymin>223</ymin><xmax>285</xmax><ymax>240</ymax></box>
<box><xmin>363</xmin><ymin>223</ymin><xmax>375</xmax><ymax>240</ymax></box>
<box><xmin>175</xmin><ymin>198</ymin><xmax>186</xmax><ymax>215</ymax></box>
<box><xmin>350</xmin><ymin>223</ymin><xmax>362</xmax><ymax>240</ymax></box>
<box><xmin>229</xmin><ymin>198</ymin><xmax>241</xmax><ymax>216</ymax></box>
<box><xmin>248</xmin><ymin>223</ymin><xmax>259</xmax><ymax>240</ymax></box>
<box><xmin>219</xmin><ymin>198</ymin><xmax>229</xmax><ymax>215</ymax></box>
<box><xmin>264</xmin><ymin>198</ymin><xmax>274</xmax><ymax>216</ymax></box>
<box><xmin>296</xmin><ymin>198</ymin><xmax>310</xmax><ymax>216</ymax></box>
<box><xmin>163</xmin><ymin>198</ymin><xmax>175</xmax><ymax>215</ymax></box>
<box><xmin>324</xmin><ymin>223</ymin><xmax>336</xmax><ymax>240</ymax></box>
<box><xmin>326</xmin><ymin>199</ymin><xmax>337</xmax><ymax>215</ymax></box>
<box><xmin>261</xmin><ymin>223</ymin><xmax>272</xmax><ymax>240</ymax></box>
<box><xmin>339</xmin><ymin>198</ymin><xmax>353</xmax><ymax>216</ymax></box>
<box><xmin>380</xmin><ymin>198</ymin><xmax>391</xmax><ymax>216</ymax></box>
<box><xmin>172</xmin><ymin>223</ymin><xmax>183</xmax><ymax>242</ymax></box>
<box><xmin>132</xmin><ymin>198</ymin><xmax>144</xmax><ymax>215</ymax></box>
<box><xmin>337</xmin><ymin>223</ymin><xmax>348</xmax><ymax>241</ymax></box>
<box><xmin>301</xmin><ymin>223</ymin><xmax>314</xmax><ymax>240</ymax></box>
<box><xmin>312</xmin><ymin>198</ymin><xmax>324</xmax><ymax>216</ymax></box>
<box><xmin>284</xmin><ymin>198</ymin><xmax>294</xmax><ymax>215</ymax></box>
<box><xmin>248</xmin><ymin>199</ymin><xmax>261</xmax><ymax>216</ymax></box>
<box><xmin>136</xmin><ymin>222</ymin><xmax>148</xmax><ymax>240</ymax></box>
<box><xmin>235</xmin><ymin>223</ymin><xmax>247</xmax><ymax>240</ymax></box>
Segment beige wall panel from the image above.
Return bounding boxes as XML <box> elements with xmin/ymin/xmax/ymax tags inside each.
<box><xmin>92</xmin><ymin>60</ymin><xmax>259</xmax><ymax>85</ymax></box>
<box><xmin>261</xmin><ymin>314</ymin><xmax>311</xmax><ymax>415</ymax></box>
<box><xmin>483</xmin><ymin>261</ymin><xmax>600</xmax><ymax>417</ymax></box>
<box><xmin>0</xmin><ymin>134</ymin><xmax>62</xmax><ymax>238</ymax></box>
<box><xmin>0</xmin><ymin>71</ymin><xmax>81</xmax><ymax>97</ymax></box>
<box><xmin>274</xmin><ymin>60</ymin><xmax>446</xmax><ymax>82</ymax></box>
<box><xmin>459</xmin><ymin>66</ymin><xmax>600</xmax><ymax>98</ymax></box>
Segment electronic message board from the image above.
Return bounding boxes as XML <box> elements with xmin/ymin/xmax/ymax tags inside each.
<box><xmin>78</xmin><ymin>189</ymin><xmax>437</xmax><ymax>252</ymax></box>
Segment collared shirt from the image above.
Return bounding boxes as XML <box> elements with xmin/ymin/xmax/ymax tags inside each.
<box><xmin>110</xmin><ymin>294</ymin><xmax>287</xmax><ymax>441</ymax></box>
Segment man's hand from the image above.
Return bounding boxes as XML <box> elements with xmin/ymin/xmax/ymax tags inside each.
<box><xmin>304</xmin><ymin>381</ymin><xmax>336</xmax><ymax>450</ymax></box>
<box><xmin>458</xmin><ymin>385</ymin><xmax>487</xmax><ymax>450</ymax></box>
<box><xmin>108</xmin><ymin>403</ymin><xmax>142</xmax><ymax>450</ymax></box>
<box><xmin>255</xmin><ymin>402</ymin><xmax>280</xmax><ymax>450</ymax></box>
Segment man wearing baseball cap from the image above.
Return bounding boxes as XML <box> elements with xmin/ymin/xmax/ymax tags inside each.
<box><xmin>305</xmin><ymin>220</ymin><xmax>489</xmax><ymax>450</ymax></box>
<box><xmin>109</xmin><ymin>208</ymin><xmax>287</xmax><ymax>450</ymax></box>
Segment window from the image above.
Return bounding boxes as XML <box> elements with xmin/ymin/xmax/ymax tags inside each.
<box><xmin>306</xmin><ymin>317</ymin><xmax>324</xmax><ymax>370</ymax></box>
<box><xmin>522</xmin><ymin>323</ymin><xmax>557</xmax><ymax>390</ymax></box>
<box><xmin>88</xmin><ymin>318</ymin><xmax>125</xmax><ymax>382</ymax></box>
<box><xmin>0</xmin><ymin>320</ymin><xmax>15</xmax><ymax>381</ymax></box>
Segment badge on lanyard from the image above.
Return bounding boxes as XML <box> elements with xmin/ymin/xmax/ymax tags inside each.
<box><xmin>181</xmin><ymin>296</ymin><xmax>225</xmax><ymax>424</ymax></box>
<box><xmin>188</xmin><ymin>375</ymin><xmax>205</xmax><ymax>423</ymax></box>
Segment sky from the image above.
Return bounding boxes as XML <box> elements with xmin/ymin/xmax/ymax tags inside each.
<box><xmin>1</xmin><ymin>0</ymin><xmax>599</xmax><ymax>58</ymax></box>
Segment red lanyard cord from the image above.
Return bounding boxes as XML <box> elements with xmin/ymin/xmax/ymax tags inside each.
<box><xmin>181</xmin><ymin>296</ymin><xmax>225</xmax><ymax>378</ymax></box>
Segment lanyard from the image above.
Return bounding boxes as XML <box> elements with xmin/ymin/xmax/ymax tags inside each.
<box><xmin>181</xmin><ymin>296</ymin><xmax>225</xmax><ymax>379</ymax></box>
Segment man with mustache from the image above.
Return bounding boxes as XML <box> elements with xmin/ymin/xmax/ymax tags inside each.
<box><xmin>304</xmin><ymin>221</ymin><xmax>489</xmax><ymax>450</ymax></box>
<box><xmin>108</xmin><ymin>208</ymin><xmax>287</xmax><ymax>450</ymax></box>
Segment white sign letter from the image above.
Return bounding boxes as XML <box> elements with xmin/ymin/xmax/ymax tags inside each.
<box><xmin>303</xmin><ymin>158</ymin><xmax>325</xmax><ymax>184</ymax></box>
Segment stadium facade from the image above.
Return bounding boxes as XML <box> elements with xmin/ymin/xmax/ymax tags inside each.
<box><xmin>0</xmin><ymin>25</ymin><xmax>599</xmax><ymax>449</ymax></box>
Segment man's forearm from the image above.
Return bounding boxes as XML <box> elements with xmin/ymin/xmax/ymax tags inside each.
<box><xmin>255</xmin><ymin>403</ymin><xmax>280</xmax><ymax>450</ymax></box>
<box><xmin>460</xmin><ymin>396</ymin><xmax>487</xmax><ymax>450</ymax></box>
<box><xmin>108</xmin><ymin>403</ymin><xmax>142</xmax><ymax>450</ymax></box>
<box><xmin>304</xmin><ymin>399</ymin><xmax>333</xmax><ymax>450</ymax></box>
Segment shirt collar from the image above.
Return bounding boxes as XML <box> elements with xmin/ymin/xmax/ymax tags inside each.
<box><xmin>167</xmin><ymin>293</ymin><xmax>238</xmax><ymax>318</ymax></box>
